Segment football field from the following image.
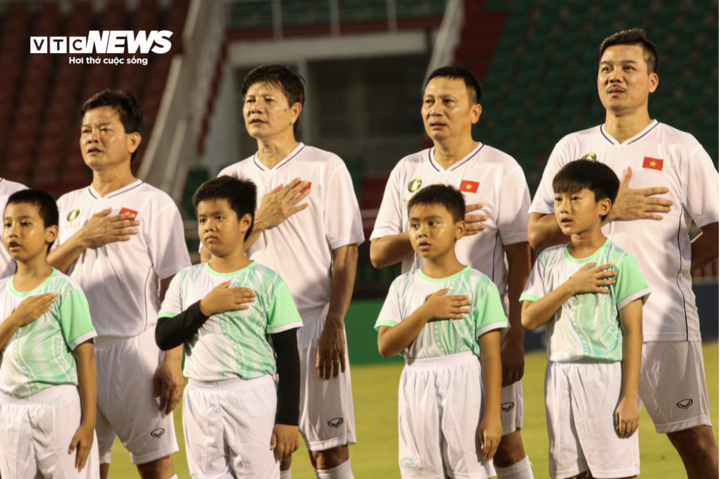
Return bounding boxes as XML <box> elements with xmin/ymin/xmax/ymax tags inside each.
<box><xmin>109</xmin><ymin>342</ymin><xmax>718</xmax><ymax>478</ymax></box>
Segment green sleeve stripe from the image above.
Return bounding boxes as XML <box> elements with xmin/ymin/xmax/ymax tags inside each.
<box><xmin>158</xmin><ymin>312</ymin><xmax>179</xmax><ymax>319</ymax></box>
<box><xmin>519</xmin><ymin>294</ymin><xmax>541</xmax><ymax>303</ymax></box>
<box><xmin>374</xmin><ymin>320</ymin><xmax>398</xmax><ymax>331</ymax></box>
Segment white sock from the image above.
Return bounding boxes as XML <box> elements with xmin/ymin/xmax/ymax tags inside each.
<box><xmin>315</xmin><ymin>459</ymin><xmax>353</xmax><ymax>479</ymax></box>
<box><xmin>280</xmin><ymin>468</ymin><xmax>292</xmax><ymax>479</ymax></box>
<box><xmin>494</xmin><ymin>456</ymin><xmax>534</xmax><ymax>479</ymax></box>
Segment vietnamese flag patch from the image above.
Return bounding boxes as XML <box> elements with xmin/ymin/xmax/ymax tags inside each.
<box><xmin>642</xmin><ymin>157</ymin><xmax>664</xmax><ymax>171</ymax></box>
<box><xmin>119</xmin><ymin>207</ymin><xmax>138</xmax><ymax>218</ymax></box>
<box><xmin>459</xmin><ymin>180</ymin><xmax>479</xmax><ymax>194</ymax></box>
<box><xmin>295</xmin><ymin>181</ymin><xmax>312</xmax><ymax>193</ymax></box>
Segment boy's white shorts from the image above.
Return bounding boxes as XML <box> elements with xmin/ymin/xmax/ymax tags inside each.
<box><xmin>0</xmin><ymin>384</ymin><xmax>100</xmax><ymax>479</ymax></box>
<box><xmin>639</xmin><ymin>341</ymin><xmax>712</xmax><ymax>433</ymax></box>
<box><xmin>183</xmin><ymin>375</ymin><xmax>279</xmax><ymax>479</ymax></box>
<box><xmin>545</xmin><ymin>361</ymin><xmax>639</xmax><ymax>479</ymax></box>
<box><xmin>94</xmin><ymin>327</ymin><xmax>179</xmax><ymax>465</ymax></box>
<box><xmin>298</xmin><ymin>309</ymin><xmax>357</xmax><ymax>451</ymax></box>
<box><xmin>398</xmin><ymin>352</ymin><xmax>496</xmax><ymax>479</ymax></box>
<box><xmin>500</xmin><ymin>381</ymin><xmax>523</xmax><ymax>435</ymax></box>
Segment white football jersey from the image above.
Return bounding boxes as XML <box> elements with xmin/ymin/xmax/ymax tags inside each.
<box><xmin>530</xmin><ymin>121</ymin><xmax>719</xmax><ymax>342</ymax></box>
<box><xmin>371</xmin><ymin>143</ymin><xmax>530</xmax><ymax>308</ymax></box>
<box><xmin>219</xmin><ymin>143</ymin><xmax>365</xmax><ymax>318</ymax></box>
<box><xmin>55</xmin><ymin>180</ymin><xmax>192</xmax><ymax>338</ymax></box>
<box><xmin>0</xmin><ymin>178</ymin><xmax>27</xmax><ymax>278</ymax></box>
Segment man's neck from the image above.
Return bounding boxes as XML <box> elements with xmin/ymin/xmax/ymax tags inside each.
<box><xmin>604</xmin><ymin>107</ymin><xmax>653</xmax><ymax>144</ymax></box>
<box><xmin>420</xmin><ymin>251</ymin><xmax>466</xmax><ymax>279</ymax></box>
<box><xmin>92</xmin><ymin>163</ymin><xmax>137</xmax><ymax>197</ymax></box>
<box><xmin>14</xmin><ymin>259</ymin><xmax>53</xmax><ymax>292</ymax></box>
<box><xmin>257</xmin><ymin>133</ymin><xmax>300</xmax><ymax>170</ymax></box>
<box><xmin>567</xmin><ymin>229</ymin><xmax>607</xmax><ymax>259</ymax></box>
<box><xmin>433</xmin><ymin>136</ymin><xmax>478</xmax><ymax>170</ymax></box>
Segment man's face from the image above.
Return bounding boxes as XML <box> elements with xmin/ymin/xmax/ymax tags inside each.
<box><xmin>80</xmin><ymin>106</ymin><xmax>140</xmax><ymax>171</ymax></box>
<box><xmin>3</xmin><ymin>202</ymin><xmax>57</xmax><ymax>262</ymax></box>
<box><xmin>421</xmin><ymin>77</ymin><xmax>481</xmax><ymax>143</ymax></box>
<box><xmin>243</xmin><ymin>82</ymin><xmax>301</xmax><ymax>141</ymax></box>
<box><xmin>197</xmin><ymin>198</ymin><xmax>251</xmax><ymax>258</ymax></box>
<box><xmin>408</xmin><ymin>203</ymin><xmax>464</xmax><ymax>259</ymax></box>
<box><xmin>597</xmin><ymin>44</ymin><xmax>658</xmax><ymax>115</ymax></box>
<box><xmin>554</xmin><ymin>188</ymin><xmax>610</xmax><ymax>237</ymax></box>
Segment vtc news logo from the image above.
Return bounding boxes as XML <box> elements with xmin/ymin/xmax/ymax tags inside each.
<box><xmin>30</xmin><ymin>31</ymin><xmax>173</xmax><ymax>54</ymax></box>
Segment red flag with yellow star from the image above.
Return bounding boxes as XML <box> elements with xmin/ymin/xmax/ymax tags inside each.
<box><xmin>119</xmin><ymin>207</ymin><xmax>139</xmax><ymax>217</ymax></box>
<box><xmin>459</xmin><ymin>180</ymin><xmax>479</xmax><ymax>194</ymax></box>
<box><xmin>642</xmin><ymin>157</ymin><xmax>664</xmax><ymax>171</ymax></box>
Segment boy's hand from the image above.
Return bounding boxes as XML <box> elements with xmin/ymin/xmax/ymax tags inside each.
<box><xmin>271</xmin><ymin>424</ymin><xmax>299</xmax><ymax>461</ymax></box>
<box><xmin>11</xmin><ymin>293</ymin><xmax>58</xmax><ymax>327</ymax></box>
<box><xmin>69</xmin><ymin>423</ymin><xmax>94</xmax><ymax>472</ymax></box>
<box><xmin>567</xmin><ymin>262</ymin><xmax>616</xmax><ymax>295</ymax></box>
<box><xmin>615</xmin><ymin>396</ymin><xmax>639</xmax><ymax>438</ymax></box>
<box><xmin>478</xmin><ymin>415</ymin><xmax>502</xmax><ymax>461</ymax></box>
<box><xmin>199</xmin><ymin>281</ymin><xmax>256</xmax><ymax>316</ymax></box>
<box><xmin>422</xmin><ymin>288</ymin><xmax>472</xmax><ymax>321</ymax></box>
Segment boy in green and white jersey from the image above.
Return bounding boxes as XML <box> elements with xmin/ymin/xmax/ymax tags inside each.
<box><xmin>375</xmin><ymin>184</ymin><xmax>508</xmax><ymax>479</ymax></box>
<box><xmin>0</xmin><ymin>190</ymin><xmax>98</xmax><ymax>478</ymax></box>
<box><xmin>521</xmin><ymin>160</ymin><xmax>650</xmax><ymax>479</ymax></box>
<box><xmin>155</xmin><ymin>176</ymin><xmax>302</xmax><ymax>479</ymax></box>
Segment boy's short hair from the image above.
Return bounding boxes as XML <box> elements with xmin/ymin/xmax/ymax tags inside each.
<box><xmin>407</xmin><ymin>184</ymin><xmax>466</xmax><ymax>223</ymax></box>
<box><xmin>81</xmin><ymin>89</ymin><xmax>143</xmax><ymax>162</ymax></box>
<box><xmin>599</xmin><ymin>28</ymin><xmax>658</xmax><ymax>74</ymax></box>
<box><xmin>192</xmin><ymin>176</ymin><xmax>257</xmax><ymax>240</ymax></box>
<box><xmin>552</xmin><ymin>159</ymin><xmax>620</xmax><ymax>208</ymax></box>
<box><xmin>6</xmin><ymin>189</ymin><xmax>60</xmax><ymax>250</ymax></box>
<box><xmin>242</xmin><ymin>64</ymin><xmax>305</xmax><ymax>135</ymax></box>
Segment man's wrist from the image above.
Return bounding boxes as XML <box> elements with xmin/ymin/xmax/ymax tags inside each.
<box><xmin>504</xmin><ymin>327</ymin><xmax>525</xmax><ymax>341</ymax></box>
<box><xmin>162</xmin><ymin>345</ymin><xmax>184</xmax><ymax>364</ymax></box>
<box><xmin>324</xmin><ymin>314</ymin><xmax>345</xmax><ymax>328</ymax></box>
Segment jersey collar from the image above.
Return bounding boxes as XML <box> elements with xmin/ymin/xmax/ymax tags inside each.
<box><xmin>253</xmin><ymin>143</ymin><xmax>306</xmax><ymax>172</ymax></box>
<box><xmin>88</xmin><ymin>179</ymin><xmax>143</xmax><ymax>200</ymax></box>
<box><xmin>428</xmin><ymin>143</ymin><xmax>484</xmax><ymax>172</ymax></box>
<box><xmin>599</xmin><ymin>120</ymin><xmax>659</xmax><ymax>146</ymax></box>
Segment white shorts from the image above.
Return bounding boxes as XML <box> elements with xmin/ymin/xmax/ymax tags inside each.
<box><xmin>639</xmin><ymin>341</ymin><xmax>712</xmax><ymax>433</ymax></box>
<box><xmin>0</xmin><ymin>385</ymin><xmax>100</xmax><ymax>479</ymax></box>
<box><xmin>545</xmin><ymin>361</ymin><xmax>639</xmax><ymax>479</ymax></box>
<box><xmin>500</xmin><ymin>381</ymin><xmax>523</xmax><ymax>435</ymax></box>
<box><xmin>398</xmin><ymin>352</ymin><xmax>495</xmax><ymax>479</ymax></box>
<box><xmin>298</xmin><ymin>310</ymin><xmax>356</xmax><ymax>451</ymax></box>
<box><xmin>94</xmin><ymin>327</ymin><xmax>179</xmax><ymax>465</ymax></box>
<box><xmin>183</xmin><ymin>376</ymin><xmax>279</xmax><ymax>479</ymax></box>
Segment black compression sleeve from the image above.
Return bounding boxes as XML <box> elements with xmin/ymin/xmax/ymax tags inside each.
<box><xmin>155</xmin><ymin>301</ymin><xmax>209</xmax><ymax>351</ymax></box>
<box><xmin>271</xmin><ymin>328</ymin><xmax>300</xmax><ymax>426</ymax></box>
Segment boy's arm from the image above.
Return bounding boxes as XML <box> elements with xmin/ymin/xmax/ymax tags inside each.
<box><xmin>615</xmin><ymin>299</ymin><xmax>643</xmax><ymax>438</ymax></box>
<box><xmin>0</xmin><ymin>294</ymin><xmax>58</xmax><ymax>350</ymax></box>
<box><xmin>270</xmin><ymin>328</ymin><xmax>300</xmax><ymax>460</ymax></box>
<box><xmin>478</xmin><ymin>330</ymin><xmax>503</xmax><ymax>461</ymax></box>
<box><xmin>69</xmin><ymin>340</ymin><xmax>96</xmax><ymax>472</ymax></box>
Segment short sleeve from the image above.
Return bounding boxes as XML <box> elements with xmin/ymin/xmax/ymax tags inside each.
<box><xmin>375</xmin><ymin>282</ymin><xmax>402</xmax><ymax>331</ymax></box>
<box><xmin>370</xmin><ymin>166</ymin><xmax>404</xmax><ymax>240</ymax></box>
<box><xmin>497</xmin><ymin>165</ymin><xmax>531</xmax><ymax>245</ymax></box>
<box><xmin>529</xmin><ymin>141</ymin><xmax>568</xmax><ymax>215</ymax></box>
<box><xmin>685</xmin><ymin>145</ymin><xmax>719</xmax><ymax>228</ymax></box>
<box><xmin>149</xmin><ymin>203</ymin><xmax>192</xmax><ymax>279</ymax></box>
<box><xmin>266</xmin><ymin>280</ymin><xmax>303</xmax><ymax>334</ymax></box>
<box><xmin>158</xmin><ymin>272</ymin><xmax>184</xmax><ymax>319</ymax></box>
<box><xmin>474</xmin><ymin>283</ymin><xmax>509</xmax><ymax>337</ymax></box>
<box><xmin>615</xmin><ymin>254</ymin><xmax>651</xmax><ymax>309</ymax></box>
<box><xmin>59</xmin><ymin>288</ymin><xmax>97</xmax><ymax>350</ymax></box>
<box><xmin>519</xmin><ymin>256</ymin><xmax>546</xmax><ymax>303</ymax></box>
<box><xmin>323</xmin><ymin>163</ymin><xmax>365</xmax><ymax>249</ymax></box>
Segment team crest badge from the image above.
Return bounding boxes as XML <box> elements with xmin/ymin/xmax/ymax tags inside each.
<box><xmin>408</xmin><ymin>178</ymin><xmax>422</xmax><ymax>193</ymax></box>
<box><xmin>67</xmin><ymin>208</ymin><xmax>80</xmax><ymax>222</ymax></box>
<box><xmin>582</xmin><ymin>153</ymin><xmax>597</xmax><ymax>161</ymax></box>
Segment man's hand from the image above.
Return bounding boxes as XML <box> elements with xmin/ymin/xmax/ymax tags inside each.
<box><xmin>80</xmin><ymin>208</ymin><xmax>141</xmax><ymax>248</ymax></box>
<box><xmin>478</xmin><ymin>415</ymin><xmax>502</xmax><ymax>461</ymax></box>
<box><xmin>316</xmin><ymin>318</ymin><xmax>346</xmax><ymax>380</ymax></box>
<box><xmin>153</xmin><ymin>355</ymin><xmax>184</xmax><ymax>415</ymax></box>
<box><xmin>500</xmin><ymin>334</ymin><xmax>525</xmax><ymax>387</ymax></box>
<box><xmin>422</xmin><ymin>288</ymin><xmax>472</xmax><ymax>321</ymax></box>
<box><xmin>256</xmin><ymin>179</ymin><xmax>310</xmax><ymax>231</ymax></box>
<box><xmin>271</xmin><ymin>424</ymin><xmax>299</xmax><ymax>461</ymax></box>
<box><xmin>11</xmin><ymin>293</ymin><xmax>57</xmax><ymax>327</ymax></box>
<box><xmin>567</xmin><ymin>262</ymin><xmax>617</xmax><ymax>295</ymax></box>
<box><xmin>615</xmin><ymin>395</ymin><xmax>639</xmax><ymax>439</ymax></box>
<box><xmin>199</xmin><ymin>281</ymin><xmax>256</xmax><ymax>316</ymax></box>
<box><xmin>605</xmin><ymin>168</ymin><xmax>673</xmax><ymax>224</ymax></box>
<box><xmin>464</xmin><ymin>203</ymin><xmax>488</xmax><ymax>236</ymax></box>
<box><xmin>69</xmin><ymin>423</ymin><xmax>94</xmax><ymax>472</ymax></box>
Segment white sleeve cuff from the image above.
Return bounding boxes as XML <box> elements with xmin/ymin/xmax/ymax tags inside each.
<box><xmin>617</xmin><ymin>288</ymin><xmax>651</xmax><ymax>310</ymax></box>
<box><xmin>69</xmin><ymin>330</ymin><xmax>98</xmax><ymax>350</ymax></box>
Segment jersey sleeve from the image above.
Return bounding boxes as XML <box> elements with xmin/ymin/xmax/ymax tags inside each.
<box><xmin>266</xmin><ymin>280</ymin><xmax>303</xmax><ymax>334</ymax></box>
<box><xmin>615</xmin><ymin>254</ymin><xmax>651</xmax><ymax>309</ymax></box>
<box><xmin>474</xmin><ymin>282</ymin><xmax>510</xmax><ymax>337</ymax></box>
<box><xmin>149</xmin><ymin>202</ymin><xmax>192</xmax><ymax>279</ymax></box>
<box><xmin>685</xmin><ymin>144</ymin><xmax>720</xmax><ymax>227</ymax></box>
<box><xmin>375</xmin><ymin>281</ymin><xmax>402</xmax><ymax>330</ymax></box>
<box><xmin>529</xmin><ymin>141</ymin><xmax>568</xmax><ymax>215</ymax></box>
<box><xmin>497</xmin><ymin>165</ymin><xmax>531</xmax><ymax>245</ymax></box>
<box><xmin>519</xmin><ymin>255</ymin><xmax>546</xmax><ymax>302</ymax></box>
<box><xmin>158</xmin><ymin>271</ymin><xmax>184</xmax><ymax>319</ymax></box>
<box><xmin>370</xmin><ymin>166</ymin><xmax>404</xmax><ymax>240</ymax></box>
<box><xmin>323</xmin><ymin>163</ymin><xmax>365</xmax><ymax>249</ymax></box>
<box><xmin>59</xmin><ymin>288</ymin><xmax>97</xmax><ymax>350</ymax></box>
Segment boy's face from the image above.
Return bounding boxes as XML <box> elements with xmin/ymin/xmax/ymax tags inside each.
<box><xmin>3</xmin><ymin>203</ymin><xmax>58</xmax><ymax>262</ymax></box>
<box><xmin>408</xmin><ymin>203</ymin><xmax>464</xmax><ymax>259</ymax></box>
<box><xmin>554</xmin><ymin>188</ymin><xmax>611</xmax><ymax>236</ymax></box>
<box><xmin>197</xmin><ymin>198</ymin><xmax>252</xmax><ymax>257</ymax></box>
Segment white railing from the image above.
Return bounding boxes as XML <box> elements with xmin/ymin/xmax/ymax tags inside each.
<box><xmin>424</xmin><ymin>0</ymin><xmax>463</xmax><ymax>82</ymax></box>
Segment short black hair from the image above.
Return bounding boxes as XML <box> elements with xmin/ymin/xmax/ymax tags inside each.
<box><xmin>600</xmin><ymin>28</ymin><xmax>658</xmax><ymax>74</ymax></box>
<box><xmin>192</xmin><ymin>176</ymin><xmax>257</xmax><ymax>240</ymax></box>
<box><xmin>553</xmin><ymin>160</ymin><xmax>620</xmax><ymax>220</ymax></box>
<box><xmin>407</xmin><ymin>184</ymin><xmax>466</xmax><ymax>223</ymax></box>
<box><xmin>425</xmin><ymin>66</ymin><xmax>482</xmax><ymax>105</ymax></box>
<box><xmin>6</xmin><ymin>189</ymin><xmax>60</xmax><ymax>251</ymax></box>
<box><xmin>242</xmin><ymin>64</ymin><xmax>305</xmax><ymax>135</ymax></box>
<box><xmin>81</xmin><ymin>89</ymin><xmax>144</xmax><ymax>162</ymax></box>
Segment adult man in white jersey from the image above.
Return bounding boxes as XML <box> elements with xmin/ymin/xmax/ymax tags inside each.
<box><xmin>47</xmin><ymin>89</ymin><xmax>191</xmax><ymax>479</ymax></box>
<box><xmin>201</xmin><ymin>65</ymin><xmax>363</xmax><ymax>479</ymax></box>
<box><xmin>0</xmin><ymin>178</ymin><xmax>27</xmax><ymax>278</ymax></box>
<box><xmin>370</xmin><ymin>66</ymin><xmax>534</xmax><ymax>479</ymax></box>
<box><xmin>528</xmin><ymin>29</ymin><xmax>719</xmax><ymax>478</ymax></box>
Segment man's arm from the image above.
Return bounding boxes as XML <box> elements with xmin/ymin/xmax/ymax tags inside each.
<box><xmin>153</xmin><ymin>275</ymin><xmax>183</xmax><ymax>415</ymax></box>
<box><xmin>691</xmin><ymin>222</ymin><xmax>719</xmax><ymax>272</ymax></box>
<box><xmin>501</xmin><ymin>242</ymin><xmax>530</xmax><ymax>387</ymax></box>
<box><xmin>69</xmin><ymin>340</ymin><xmax>96</xmax><ymax>472</ymax></box>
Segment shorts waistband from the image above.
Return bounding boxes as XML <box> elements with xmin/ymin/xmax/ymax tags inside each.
<box><xmin>0</xmin><ymin>384</ymin><xmax>78</xmax><ymax>405</ymax></box>
<box><xmin>94</xmin><ymin>325</ymin><xmax>155</xmax><ymax>348</ymax></box>
<box><xmin>405</xmin><ymin>351</ymin><xmax>478</xmax><ymax>370</ymax></box>
<box><xmin>188</xmin><ymin>375</ymin><xmax>274</xmax><ymax>391</ymax></box>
